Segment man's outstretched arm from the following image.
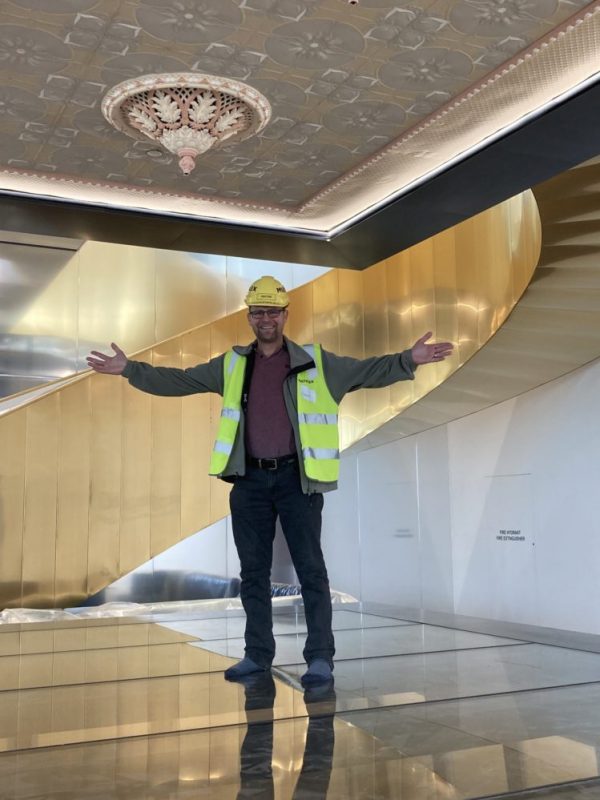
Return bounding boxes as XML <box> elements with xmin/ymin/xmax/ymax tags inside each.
<box><xmin>321</xmin><ymin>332</ymin><xmax>454</xmax><ymax>403</ymax></box>
<box><xmin>87</xmin><ymin>343</ymin><xmax>224</xmax><ymax>397</ymax></box>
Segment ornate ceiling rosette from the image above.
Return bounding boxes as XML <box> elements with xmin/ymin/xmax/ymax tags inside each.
<box><xmin>102</xmin><ymin>72</ymin><xmax>271</xmax><ymax>175</ymax></box>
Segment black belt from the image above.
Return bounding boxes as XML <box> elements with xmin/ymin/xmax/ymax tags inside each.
<box><xmin>247</xmin><ymin>455</ymin><xmax>297</xmax><ymax>470</ymax></box>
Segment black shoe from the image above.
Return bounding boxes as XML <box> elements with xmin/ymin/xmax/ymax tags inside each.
<box><xmin>224</xmin><ymin>657</ymin><xmax>270</xmax><ymax>681</ymax></box>
<box><xmin>301</xmin><ymin>659</ymin><xmax>333</xmax><ymax>686</ymax></box>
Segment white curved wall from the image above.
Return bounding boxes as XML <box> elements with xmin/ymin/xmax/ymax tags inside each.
<box><xmin>323</xmin><ymin>357</ymin><xmax>600</xmax><ymax>635</ymax></box>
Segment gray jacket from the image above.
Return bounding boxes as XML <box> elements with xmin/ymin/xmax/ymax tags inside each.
<box><xmin>122</xmin><ymin>337</ymin><xmax>417</xmax><ymax>494</ymax></box>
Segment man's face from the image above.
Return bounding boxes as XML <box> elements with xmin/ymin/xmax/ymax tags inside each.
<box><xmin>247</xmin><ymin>306</ymin><xmax>288</xmax><ymax>344</ymax></box>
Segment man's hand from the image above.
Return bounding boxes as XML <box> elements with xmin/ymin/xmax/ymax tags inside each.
<box><xmin>86</xmin><ymin>343</ymin><xmax>127</xmax><ymax>375</ymax></box>
<box><xmin>411</xmin><ymin>332</ymin><xmax>454</xmax><ymax>365</ymax></box>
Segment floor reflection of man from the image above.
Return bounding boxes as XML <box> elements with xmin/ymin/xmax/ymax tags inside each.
<box><xmin>236</xmin><ymin>673</ymin><xmax>336</xmax><ymax>800</ymax></box>
<box><xmin>293</xmin><ymin>682</ymin><xmax>336</xmax><ymax>800</ymax></box>
<box><xmin>237</xmin><ymin>672</ymin><xmax>276</xmax><ymax>800</ymax></box>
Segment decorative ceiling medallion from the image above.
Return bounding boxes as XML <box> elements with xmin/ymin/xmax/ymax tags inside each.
<box><xmin>102</xmin><ymin>73</ymin><xmax>271</xmax><ymax>175</ymax></box>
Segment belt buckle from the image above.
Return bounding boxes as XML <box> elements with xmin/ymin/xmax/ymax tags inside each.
<box><xmin>260</xmin><ymin>457</ymin><xmax>277</xmax><ymax>470</ymax></box>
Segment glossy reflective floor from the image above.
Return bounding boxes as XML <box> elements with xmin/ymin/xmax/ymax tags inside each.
<box><xmin>2</xmin><ymin>605</ymin><xmax>600</xmax><ymax>798</ymax></box>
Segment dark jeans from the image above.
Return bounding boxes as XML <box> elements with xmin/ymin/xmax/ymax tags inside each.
<box><xmin>236</xmin><ymin>673</ymin><xmax>336</xmax><ymax>800</ymax></box>
<box><xmin>230</xmin><ymin>460</ymin><xmax>335</xmax><ymax>668</ymax></box>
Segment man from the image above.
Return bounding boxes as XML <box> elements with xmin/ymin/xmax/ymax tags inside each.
<box><xmin>87</xmin><ymin>275</ymin><xmax>453</xmax><ymax>685</ymax></box>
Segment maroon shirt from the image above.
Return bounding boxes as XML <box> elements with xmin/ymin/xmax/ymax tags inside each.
<box><xmin>245</xmin><ymin>345</ymin><xmax>297</xmax><ymax>458</ymax></box>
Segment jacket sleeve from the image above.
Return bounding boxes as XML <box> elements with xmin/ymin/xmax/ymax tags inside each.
<box><xmin>122</xmin><ymin>354</ymin><xmax>226</xmax><ymax>397</ymax></box>
<box><xmin>320</xmin><ymin>348</ymin><xmax>417</xmax><ymax>404</ymax></box>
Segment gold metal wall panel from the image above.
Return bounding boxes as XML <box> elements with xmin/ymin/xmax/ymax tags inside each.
<box><xmin>0</xmin><ymin>191</ymin><xmax>540</xmax><ymax>607</ymax></box>
<box><xmin>88</xmin><ymin>376</ymin><xmax>122</xmax><ymax>599</ymax></box>
<box><xmin>431</xmin><ymin>229</ymin><xmax>459</xmax><ymax>388</ymax></box>
<box><xmin>312</xmin><ymin>269</ymin><xmax>340</xmax><ymax>356</ymax></box>
<box><xmin>23</xmin><ymin>252</ymin><xmax>79</xmax><ymax>343</ymax></box>
<box><xmin>4</xmin><ymin>241</ymin><xmax>241</xmax><ymax>404</ymax></box>
<box><xmin>55</xmin><ymin>381</ymin><xmax>90</xmax><ymax>608</ymax></box>
<box><xmin>77</xmin><ymin>242</ymin><xmax>156</xmax><ymax>361</ymax></box>
<box><xmin>180</xmin><ymin>329</ymin><xmax>212</xmax><ymax>539</ymax></box>
<box><xmin>0</xmin><ymin>413</ymin><xmax>26</xmax><ymax>609</ymax></box>
<box><xmin>7</xmin><ymin>246</ymin><xmax>79</xmax><ymax>391</ymax></box>
<box><xmin>0</xmin><ymin>643</ymin><xmax>232</xmax><ymax>691</ymax></box>
<box><xmin>363</xmin><ymin>260</ymin><xmax>391</xmax><ymax>433</ymax></box>
<box><xmin>209</xmin><ymin>314</ymin><xmax>239</xmax><ymax>361</ymax></box>
<box><xmin>386</xmin><ymin>249</ymin><xmax>415</xmax><ymax>415</ymax></box>
<box><xmin>338</xmin><ymin>269</ymin><xmax>366</xmax><ymax>449</ymax></box>
<box><xmin>284</xmin><ymin>281</ymin><xmax>314</xmax><ymax>346</ymax></box>
<box><xmin>150</xmin><ymin>339</ymin><xmax>183</xmax><ymax>559</ymax></box>
<box><xmin>451</xmin><ymin>215</ymin><xmax>480</xmax><ymax>364</ymax></box>
<box><xmin>0</xmin><ymin>621</ymin><xmax>193</xmax><ymax>658</ymax></box>
<box><xmin>0</xmin><ymin>668</ymin><xmax>309</xmax><ymax>752</ymax></box>
<box><xmin>22</xmin><ymin>396</ymin><xmax>59</xmax><ymax>607</ymax></box>
<box><xmin>480</xmin><ymin>206</ymin><xmax>511</xmax><ymax>333</ymax></box>
<box><xmin>120</xmin><ymin>380</ymin><xmax>152</xmax><ymax>576</ymax></box>
<box><xmin>409</xmin><ymin>239</ymin><xmax>440</xmax><ymax>400</ymax></box>
<box><xmin>232</xmin><ymin>304</ymin><xmax>253</xmax><ymax>346</ymax></box>
<box><xmin>154</xmin><ymin>251</ymin><xmax>226</xmax><ymax>344</ymax></box>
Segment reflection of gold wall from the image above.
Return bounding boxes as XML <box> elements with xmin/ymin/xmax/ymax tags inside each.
<box><xmin>0</xmin><ymin>192</ymin><xmax>540</xmax><ymax>608</ymax></box>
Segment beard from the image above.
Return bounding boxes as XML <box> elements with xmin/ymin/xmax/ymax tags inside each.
<box><xmin>256</xmin><ymin>325</ymin><xmax>279</xmax><ymax>342</ymax></box>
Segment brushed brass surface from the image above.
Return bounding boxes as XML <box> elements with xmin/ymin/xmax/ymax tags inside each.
<box><xmin>3</xmin><ymin>242</ymin><xmax>325</xmax><ymax>406</ymax></box>
<box><xmin>0</xmin><ymin>192</ymin><xmax>539</xmax><ymax>608</ymax></box>
<box><xmin>0</xmin><ymin>643</ymin><xmax>232</xmax><ymax>692</ymax></box>
<box><xmin>0</xmin><ymin>664</ymin><xmax>306</xmax><ymax>752</ymax></box>
<box><xmin>180</xmin><ymin>328</ymin><xmax>212</xmax><ymax>539</ymax></box>
<box><xmin>150</xmin><ymin>338</ymin><xmax>183</xmax><ymax>559</ymax></box>
<box><xmin>387</xmin><ymin>248</ymin><xmax>416</xmax><ymax>415</ymax></box>
<box><xmin>337</xmin><ymin>269</ymin><xmax>367</xmax><ymax>446</ymax></box>
<box><xmin>0</xmin><ymin>413</ymin><xmax>25</xmax><ymax>608</ymax></box>
<box><xmin>357</xmin><ymin>158</ymin><xmax>600</xmax><ymax>449</ymax></box>
<box><xmin>120</xmin><ymin>375</ymin><xmax>152</xmax><ymax>577</ymax></box>
<box><xmin>363</xmin><ymin>260</ymin><xmax>392</xmax><ymax>433</ymax></box>
<box><xmin>77</xmin><ymin>242</ymin><xmax>156</xmax><ymax>358</ymax></box>
<box><xmin>88</xmin><ymin>375</ymin><xmax>122</xmax><ymax>598</ymax></box>
<box><xmin>55</xmin><ymin>381</ymin><xmax>90</xmax><ymax>608</ymax></box>
<box><xmin>285</xmin><ymin>280</ymin><xmax>314</xmax><ymax>353</ymax></box>
<box><xmin>21</xmin><ymin>397</ymin><xmax>59</xmax><ymax>608</ymax></box>
<box><xmin>312</xmin><ymin>269</ymin><xmax>341</xmax><ymax>356</ymax></box>
<box><xmin>0</xmin><ymin>622</ymin><xmax>194</xmax><ymax>658</ymax></box>
<box><xmin>154</xmin><ymin>251</ymin><xmax>227</xmax><ymax>345</ymax></box>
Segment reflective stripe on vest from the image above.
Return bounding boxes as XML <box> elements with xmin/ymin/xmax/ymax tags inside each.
<box><xmin>298</xmin><ymin>413</ymin><xmax>338</xmax><ymax>425</ymax></box>
<box><xmin>297</xmin><ymin>344</ymin><xmax>340</xmax><ymax>483</ymax></box>
<box><xmin>209</xmin><ymin>351</ymin><xmax>246</xmax><ymax>476</ymax></box>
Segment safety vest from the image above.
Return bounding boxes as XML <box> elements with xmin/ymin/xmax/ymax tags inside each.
<box><xmin>209</xmin><ymin>344</ymin><xmax>340</xmax><ymax>482</ymax></box>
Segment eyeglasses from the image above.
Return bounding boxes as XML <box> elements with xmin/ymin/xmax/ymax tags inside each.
<box><xmin>249</xmin><ymin>308</ymin><xmax>284</xmax><ymax>319</ymax></box>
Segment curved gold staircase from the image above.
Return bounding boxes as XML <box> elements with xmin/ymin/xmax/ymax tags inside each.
<box><xmin>354</xmin><ymin>156</ymin><xmax>600</xmax><ymax>451</ymax></box>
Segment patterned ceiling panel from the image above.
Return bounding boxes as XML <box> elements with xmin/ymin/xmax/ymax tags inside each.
<box><xmin>0</xmin><ymin>0</ymin><xmax>598</xmax><ymax>229</ymax></box>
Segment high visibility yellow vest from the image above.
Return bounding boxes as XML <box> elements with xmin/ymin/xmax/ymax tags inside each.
<box><xmin>209</xmin><ymin>345</ymin><xmax>340</xmax><ymax>482</ymax></box>
<box><xmin>297</xmin><ymin>344</ymin><xmax>340</xmax><ymax>483</ymax></box>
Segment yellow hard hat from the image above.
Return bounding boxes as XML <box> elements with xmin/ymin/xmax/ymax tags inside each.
<box><xmin>244</xmin><ymin>275</ymin><xmax>289</xmax><ymax>308</ymax></box>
